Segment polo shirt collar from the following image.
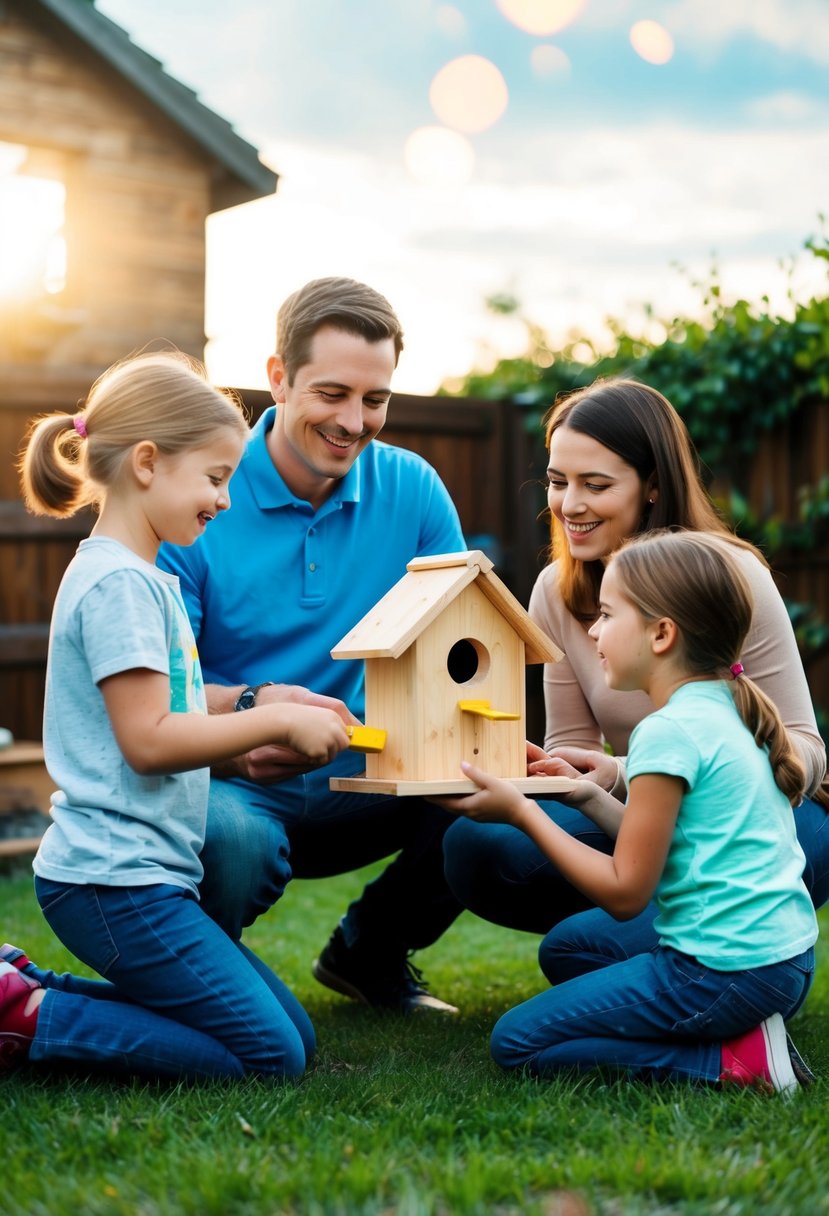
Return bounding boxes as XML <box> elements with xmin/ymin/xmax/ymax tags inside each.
<box><xmin>244</xmin><ymin>406</ymin><xmax>362</xmax><ymax>510</ymax></box>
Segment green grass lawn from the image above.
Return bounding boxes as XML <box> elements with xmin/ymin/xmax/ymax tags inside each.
<box><xmin>2</xmin><ymin>860</ymin><xmax>827</xmax><ymax>1216</ymax></box>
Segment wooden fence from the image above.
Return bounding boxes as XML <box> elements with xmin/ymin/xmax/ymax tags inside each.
<box><xmin>2</xmin><ymin>381</ymin><xmax>828</xmax><ymax>748</ymax></box>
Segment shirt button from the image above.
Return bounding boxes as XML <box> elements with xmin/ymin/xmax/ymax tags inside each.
<box><xmin>309</xmin><ymin>563</ymin><xmax>316</xmax><ymax>572</ymax></box>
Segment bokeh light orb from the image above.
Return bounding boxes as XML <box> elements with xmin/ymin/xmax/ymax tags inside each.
<box><xmin>630</xmin><ymin>19</ymin><xmax>674</xmax><ymax>65</ymax></box>
<box><xmin>429</xmin><ymin>55</ymin><xmax>508</xmax><ymax>134</ymax></box>
<box><xmin>531</xmin><ymin>44</ymin><xmax>571</xmax><ymax>78</ymax></box>
<box><xmin>434</xmin><ymin>4</ymin><xmax>467</xmax><ymax>38</ymax></box>
<box><xmin>495</xmin><ymin>0</ymin><xmax>586</xmax><ymax>37</ymax></box>
<box><xmin>404</xmin><ymin>125</ymin><xmax>475</xmax><ymax>187</ymax></box>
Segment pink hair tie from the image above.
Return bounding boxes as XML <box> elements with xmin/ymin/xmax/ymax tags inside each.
<box><xmin>730</xmin><ymin>663</ymin><xmax>744</xmax><ymax>679</ymax></box>
<box><xmin>73</xmin><ymin>415</ymin><xmax>88</xmax><ymax>439</ymax></box>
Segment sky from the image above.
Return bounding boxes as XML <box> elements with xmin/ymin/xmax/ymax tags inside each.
<box><xmin>86</xmin><ymin>2</ymin><xmax>829</xmax><ymax>392</ymax></box>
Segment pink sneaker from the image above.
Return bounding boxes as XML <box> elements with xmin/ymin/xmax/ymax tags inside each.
<box><xmin>0</xmin><ymin>961</ymin><xmax>42</xmax><ymax>1072</ymax></box>
<box><xmin>0</xmin><ymin>944</ymin><xmax>32</xmax><ymax>971</ymax></box>
<box><xmin>720</xmin><ymin>1013</ymin><xmax>799</xmax><ymax>1097</ymax></box>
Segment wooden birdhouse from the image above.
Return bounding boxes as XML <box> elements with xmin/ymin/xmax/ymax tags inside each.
<box><xmin>329</xmin><ymin>551</ymin><xmax>577</xmax><ymax>796</ymax></box>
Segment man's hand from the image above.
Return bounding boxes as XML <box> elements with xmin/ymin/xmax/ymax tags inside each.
<box><xmin>214</xmin><ymin>683</ymin><xmax>360</xmax><ymax>784</ymax></box>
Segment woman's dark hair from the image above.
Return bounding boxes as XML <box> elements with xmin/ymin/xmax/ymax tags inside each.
<box><xmin>543</xmin><ymin>378</ymin><xmax>762</xmax><ymax>619</ymax></box>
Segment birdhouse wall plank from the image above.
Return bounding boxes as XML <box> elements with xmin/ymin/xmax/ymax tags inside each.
<box><xmin>363</xmin><ymin>649</ymin><xmax>421</xmax><ymax>779</ymax></box>
<box><xmin>363</xmin><ymin>581</ymin><xmax>527</xmax><ymax>782</ymax></box>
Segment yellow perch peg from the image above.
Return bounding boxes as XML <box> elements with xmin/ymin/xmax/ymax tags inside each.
<box><xmin>346</xmin><ymin>725</ymin><xmax>387</xmax><ymax>753</ymax></box>
<box><xmin>458</xmin><ymin>699</ymin><xmax>520</xmax><ymax>722</ymax></box>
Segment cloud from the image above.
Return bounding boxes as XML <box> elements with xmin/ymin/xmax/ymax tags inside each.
<box><xmin>744</xmin><ymin>90</ymin><xmax>826</xmax><ymax>121</ymax></box>
<box><xmin>661</xmin><ymin>0</ymin><xmax>829</xmax><ymax>65</ymax></box>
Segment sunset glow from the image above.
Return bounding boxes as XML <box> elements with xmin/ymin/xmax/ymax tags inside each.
<box><xmin>0</xmin><ymin>144</ymin><xmax>66</xmax><ymax>302</ymax></box>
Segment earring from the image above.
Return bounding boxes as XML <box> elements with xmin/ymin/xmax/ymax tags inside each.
<box><xmin>648</xmin><ymin>498</ymin><xmax>655</xmax><ymax>504</ymax></box>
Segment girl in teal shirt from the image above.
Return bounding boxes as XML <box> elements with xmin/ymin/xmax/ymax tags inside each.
<box><xmin>442</xmin><ymin>529</ymin><xmax>817</xmax><ymax>1094</ymax></box>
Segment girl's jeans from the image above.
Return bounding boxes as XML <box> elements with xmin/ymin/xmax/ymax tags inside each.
<box><xmin>492</xmin><ymin>943</ymin><xmax>814</xmax><ymax>1082</ymax></box>
<box><xmin>30</xmin><ymin>878</ymin><xmax>314</xmax><ymax>1081</ymax></box>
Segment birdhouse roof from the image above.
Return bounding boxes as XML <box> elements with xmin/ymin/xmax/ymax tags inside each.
<box><xmin>33</xmin><ymin>0</ymin><xmax>277</xmax><ymax>212</ymax></box>
<box><xmin>331</xmin><ymin>551</ymin><xmax>562</xmax><ymax>664</ymax></box>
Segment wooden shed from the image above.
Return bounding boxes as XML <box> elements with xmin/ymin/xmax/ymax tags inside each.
<box><xmin>0</xmin><ymin>0</ymin><xmax>277</xmax><ymax>744</ymax></box>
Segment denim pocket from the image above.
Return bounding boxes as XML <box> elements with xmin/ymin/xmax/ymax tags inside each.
<box><xmin>34</xmin><ymin>879</ymin><xmax>120</xmax><ymax>976</ymax></box>
<box><xmin>672</xmin><ymin>982</ymin><xmax>768</xmax><ymax>1041</ymax></box>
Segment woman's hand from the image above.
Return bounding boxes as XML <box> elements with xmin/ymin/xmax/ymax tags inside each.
<box><xmin>544</xmin><ymin>746</ymin><xmax>621</xmax><ymax>791</ymax></box>
<box><xmin>526</xmin><ymin>740</ymin><xmax>583</xmax><ymax>780</ymax></box>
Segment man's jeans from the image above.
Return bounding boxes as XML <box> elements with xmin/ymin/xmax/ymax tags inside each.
<box><xmin>32</xmin><ymin>878</ymin><xmax>314</xmax><ymax>1081</ymax></box>
<box><xmin>491</xmin><ymin>944</ymin><xmax>814</xmax><ymax>1081</ymax></box>
<box><xmin>198</xmin><ymin>757</ymin><xmax>462</xmax><ymax>954</ymax></box>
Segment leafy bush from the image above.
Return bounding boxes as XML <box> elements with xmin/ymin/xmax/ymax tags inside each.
<box><xmin>444</xmin><ymin>232</ymin><xmax>829</xmax><ymax>729</ymax></box>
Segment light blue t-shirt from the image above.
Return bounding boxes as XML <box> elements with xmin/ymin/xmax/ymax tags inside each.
<box><xmin>158</xmin><ymin>406</ymin><xmax>465</xmax><ymax>727</ymax></box>
<box><xmin>628</xmin><ymin>680</ymin><xmax>817</xmax><ymax>969</ymax></box>
<box><xmin>34</xmin><ymin>537</ymin><xmax>209</xmax><ymax>894</ymax></box>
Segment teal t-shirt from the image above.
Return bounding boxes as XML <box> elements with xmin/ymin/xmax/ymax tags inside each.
<box><xmin>627</xmin><ymin>680</ymin><xmax>817</xmax><ymax>969</ymax></box>
<box><xmin>34</xmin><ymin>537</ymin><xmax>209</xmax><ymax>894</ymax></box>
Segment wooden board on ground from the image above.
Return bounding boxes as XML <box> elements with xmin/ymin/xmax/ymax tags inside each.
<box><xmin>330</xmin><ymin>775</ymin><xmax>579</xmax><ymax>797</ymax></box>
<box><xmin>0</xmin><ymin>742</ymin><xmax>53</xmax><ymax>816</ymax></box>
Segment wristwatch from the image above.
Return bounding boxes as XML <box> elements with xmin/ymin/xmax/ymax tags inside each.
<box><xmin>233</xmin><ymin>681</ymin><xmax>275</xmax><ymax>712</ymax></box>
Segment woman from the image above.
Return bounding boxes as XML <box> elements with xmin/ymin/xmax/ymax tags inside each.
<box><xmin>442</xmin><ymin>378</ymin><xmax>829</xmax><ymax>976</ymax></box>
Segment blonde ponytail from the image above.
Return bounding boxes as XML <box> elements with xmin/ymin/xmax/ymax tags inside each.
<box><xmin>19</xmin><ymin>412</ymin><xmax>92</xmax><ymax>518</ymax></box>
<box><xmin>730</xmin><ymin>674</ymin><xmax>807</xmax><ymax>807</ymax></box>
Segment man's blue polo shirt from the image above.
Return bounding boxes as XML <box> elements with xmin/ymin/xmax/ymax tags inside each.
<box><xmin>158</xmin><ymin>406</ymin><xmax>464</xmax><ymax>722</ymax></box>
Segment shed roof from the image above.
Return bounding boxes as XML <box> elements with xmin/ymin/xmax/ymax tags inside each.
<box><xmin>32</xmin><ymin>0</ymin><xmax>277</xmax><ymax>212</ymax></box>
<box><xmin>331</xmin><ymin>551</ymin><xmax>562</xmax><ymax>665</ymax></box>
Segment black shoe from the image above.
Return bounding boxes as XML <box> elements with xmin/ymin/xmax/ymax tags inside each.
<box><xmin>786</xmin><ymin>1031</ymin><xmax>817</xmax><ymax>1089</ymax></box>
<box><xmin>312</xmin><ymin>926</ymin><xmax>459</xmax><ymax>1014</ymax></box>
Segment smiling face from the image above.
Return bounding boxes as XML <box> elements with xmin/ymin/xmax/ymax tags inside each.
<box><xmin>588</xmin><ymin>561</ymin><xmax>655</xmax><ymax>693</ymax></box>
<box><xmin>546</xmin><ymin>426</ymin><xmax>654</xmax><ymax>564</ymax></box>
<box><xmin>147</xmin><ymin>427</ymin><xmax>244</xmax><ymax>549</ymax></box>
<box><xmin>266</xmin><ymin>324</ymin><xmax>396</xmax><ymax>509</ymax></box>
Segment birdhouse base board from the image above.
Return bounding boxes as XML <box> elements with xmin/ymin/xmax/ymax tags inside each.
<box><xmin>329</xmin><ymin>775</ymin><xmax>579</xmax><ymax>796</ymax></box>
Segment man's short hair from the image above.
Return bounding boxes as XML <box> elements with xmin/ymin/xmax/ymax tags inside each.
<box><xmin>276</xmin><ymin>277</ymin><xmax>404</xmax><ymax>384</ymax></box>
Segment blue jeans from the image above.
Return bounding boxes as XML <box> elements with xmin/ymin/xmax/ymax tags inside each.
<box><xmin>443</xmin><ymin>794</ymin><xmax>829</xmax><ymax>938</ymax></box>
<box><xmin>199</xmin><ymin>755</ymin><xmax>462</xmax><ymax>954</ymax></box>
<box><xmin>32</xmin><ymin>878</ymin><xmax>314</xmax><ymax>1081</ymax></box>
<box><xmin>491</xmin><ymin>945</ymin><xmax>814</xmax><ymax>1082</ymax></box>
<box><xmin>443</xmin><ymin>800</ymin><xmax>615</xmax><ymax>933</ymax></box>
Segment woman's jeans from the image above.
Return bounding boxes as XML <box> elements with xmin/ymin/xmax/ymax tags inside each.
<box><xmin>491</xmin><ymin>944</ymin><xmax>815</xmax><ymax>1082</ymax></box>
<box><xmin>31</xmin><ymin>878</ymin><xmax>314</xmax><ymax>1081</ymax></box>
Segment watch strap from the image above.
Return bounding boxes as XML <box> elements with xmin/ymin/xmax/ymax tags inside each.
<box><xmin>233</xmin><ymin>681</ymin><xmax>275</xmax><ymax>712</ymax></box>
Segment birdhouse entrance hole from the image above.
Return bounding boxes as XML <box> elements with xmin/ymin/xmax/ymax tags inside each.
<box><xmin>447</xmin><ymin>637</ymin><xmax>490</xmax><ymax>685</ymax></box>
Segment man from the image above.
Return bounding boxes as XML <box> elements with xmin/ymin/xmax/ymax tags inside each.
<box><xmin>159</xmin><ymin>277</ymin><xmax>466</xmax><ymax>1012</ymax></box>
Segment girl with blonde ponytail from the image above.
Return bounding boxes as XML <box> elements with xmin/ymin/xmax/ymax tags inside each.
<box><xmin>440</xmin><ymin>530</ymin><xmax>817</xmax><ymax>1094</ymax></box>
<box><xmin>2</xmin><ymin>351</ymin><xmax>350</xmax><ymax>1083</ymax></box>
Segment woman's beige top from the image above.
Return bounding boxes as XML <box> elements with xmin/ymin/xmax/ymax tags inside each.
<box><xmin>528</xmin><ymin>540</ymin><xmax>827</xmax><ymax>799</ymax></box>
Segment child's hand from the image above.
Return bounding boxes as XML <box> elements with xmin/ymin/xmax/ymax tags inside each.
<box><xmin>434</xmin><ymin>761</ymin><xmax>534</xmax><ymax>828</ymax></box>
<box><xmin>282</xmin><ymin>706</ymin><xmax>350</xmax><ymax>766</ymax></box>
<box><xmin>560</xmin><ymin>779</ymin><xmax>625</xmax><ymax>839</ymax></box>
